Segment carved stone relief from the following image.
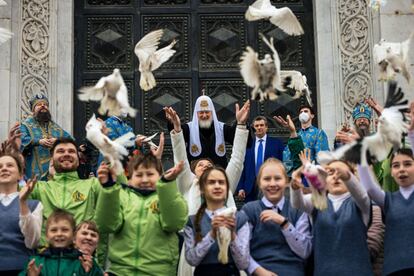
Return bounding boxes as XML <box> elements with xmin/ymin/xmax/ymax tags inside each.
<box><xmin>337</xmin><ymin>0</ymin><xmax>373</xmax><ymax>121</ymax></box>
<box><xmin>20</xmin><ymin>0</ymin><xmax>51</xmax><ymax>117</ymax></box>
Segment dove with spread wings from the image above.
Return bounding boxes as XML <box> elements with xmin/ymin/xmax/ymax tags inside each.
<box><xmin>240</xmin><ymin>34</ymin><xmax>286</xmax><ymax>102</ymax></box>
<box><xmin>78</xmin><ymin>68</ymin><xmax>137</xmax><ymax>118</ymax></box>
<box><xmin>373</xmin><ymin>33</ymin><xmax>412</xmax><ymax>83</ymax></box>
<box><xmin>86</xmin><ymin>114</ymin><xmax>135</xmax><ymax>174</ymax></box>
<box><xmin>280</xmin><ymin>70</ymin><xmax>313</xmax><ymax>106</ymax></box>
<box><xmin>135</xmin><ymin>29</ymin><xmax>177</xmax><ymax>91</ymax></box>
<box><xmin>245</xmin><ymin>0</ymin><xmax>304</xmax><ymax>36</ymax></box>
<box><xmin>318</xmin><ymin>81</ymin><xmax>409</xmax><ymax>167</ymax></box>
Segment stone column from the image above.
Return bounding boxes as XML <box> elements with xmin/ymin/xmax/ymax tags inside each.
<box><xmin>0</xmin><ymin>0</ymin><xmax>74</xmax><ymax>140</ymax></box>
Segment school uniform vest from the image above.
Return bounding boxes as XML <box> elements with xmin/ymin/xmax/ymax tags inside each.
<box><xmin>242</xmin><ymin>199</ymin><xmax>305</xmax><ymax>276</ymax></box>
<box><xmin>188</xmin><ymin>211</ymin><xmax>248</xmax><ymax>266</ymax></box>
<box><xmin>383</xmin><ymin>191</ymin><xmax>414</xmax><ymax>275</ymax></box>
<box><xmin>0</xmin><ymin>197</ymin><xmax>39</xmax><ymax>271</ymax></box>
<box><xmin>312</xmin><ymin>197</ymin><xmax>373</xmax><ymax>276</ymax></box>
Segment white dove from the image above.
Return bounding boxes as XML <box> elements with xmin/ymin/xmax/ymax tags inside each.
<box><xmin>245</xmin><ymin>0</ymin><xmax>304</xmax><ymax>36</ymax></box>
<box><xmin>85</xmin><ymin>114</ymin><xmax>135</xmax><ymax>174</ymax></box>
<box><xmin>318</xmin><ymin>81</ymin><xmax>408</xmax><ymax>167</ymax></box>
<box><xmin>136</xmin><ymin>133</ymin><xmax>159</xmax><ymax>150</ymax></box>
<box><xmin>215</xmin><ymin>206</ymin><xmax>237</xmax><ymax>265</ymax></box>
<box><xmin>135</xmin><ymin>29</ymin><xmax>177</xmax><ymax>91</ymax></box>
<box><xmin>240</xmin><ymin>34</ymin><xmax>285</xmax><ymax>102</ymax></box>
<box><xmin>373</xmin><ymin>33</ymin><xmax>412</xmax><ymax>83</ymax></box>
<box><xmin>78</xmin><ymin>68</ymin><xmax>136</xmax><ymax>118</ymax></box>
<box><xmin>0</xmin><ymin>27</ymin><xmax>13</xmax><ymax>45</ymax></box>
<box><xmin>0</xmin><ymin>0</ymin><xmax>7</xmax><ymax>6</ymax></box>
<box><xmin>280</xmin><ymin>70</ymin><xmax>313</xmax><ymax>106</ymax></box>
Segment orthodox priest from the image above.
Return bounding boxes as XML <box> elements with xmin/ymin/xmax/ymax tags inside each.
<box><xmin>20</xmin><ymin>94</ymin><xmax>72</xmax><ymax>180</ymax></box>
<box><xmin>167</xmin><ymin>95</ymin><xmax>246</xmax><ymax>168</ymax></box>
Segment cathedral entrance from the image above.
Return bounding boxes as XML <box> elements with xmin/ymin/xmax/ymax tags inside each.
<box><xmin>73</xmin><ymin>0</ymin><xmax>316</xmax><ymax>163</ymax></box>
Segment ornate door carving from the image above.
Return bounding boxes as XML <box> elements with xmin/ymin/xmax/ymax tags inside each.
<box><xmin>74</xmin><ymin>0</ymin><xmax>316</xmax><ymax>165</ymax></box>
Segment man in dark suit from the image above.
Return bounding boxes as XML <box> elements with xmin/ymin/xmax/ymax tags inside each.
<box><xmin>236</xmin><ymin>116</ymin><xmax>284</xmax><ymax>202</ymax></box>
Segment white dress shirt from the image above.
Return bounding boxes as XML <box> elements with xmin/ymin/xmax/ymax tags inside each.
<box><xmin>0</xmin><ymin>192</ymin><xmax>43</xmax><ymax>249</ymax></box>
<box><xmin>254</xmin><ymin>135</ymin><xmax>267</xmax><ymax>166</ymax></box>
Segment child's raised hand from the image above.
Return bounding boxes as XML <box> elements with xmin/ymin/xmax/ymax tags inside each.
<box><xmin>27</xmin><ymin>259</ymin><xmax>42</xmax><ymax>276</ymax></box>
<box><xmin>19</xmin><ymin>176</ymin><xmax>37</xmax><ymax>202</ymax></box>
<box><xmin>299</xmin><ymin>148</ymin><xmax>311</xmax><ymax>166</ymax></box>
<box><xmin>291</xmin><ymin>166</ymin><xmax>304</xmax><ymax>191</ymax></box>
<box><xmin>79</xmin><ymin>254</ymin><xmax>93</xmax><ymax>273</ymax></box>
<box><xmin>163</xmin><ymin>161</ymin><xmax>184</xmax><ymax>181</ymax></box>
<box><xmin>150</xmin><ymin>132</ymin><xmax>164</xmax><ymax>160</ymax></box>
<box><xmin>409</xmin><ymin>102</ymin><xmax>414</xmax><ymax>132</ymax></box>
<box><xmin>97</xmin><ymin>162</ymin><xmax>116</xmax><ymax>185</ymax></box>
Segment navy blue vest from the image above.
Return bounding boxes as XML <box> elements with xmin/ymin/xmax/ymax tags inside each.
<box><xmin>0</xmin><ymin>197</ymin><xmax>39</xmax><ymax>271</ymax></box>
<box><xmin>383</xmin><ymin>191</ymin><xmax>414</xmax><ymax>275</ymax></box>
<box><xmin>312</xmin><ymin>197</ymin><xmax>373</xmax><ymax>276</ymax></box>
<box><xmin>242</xmin><ymin>199</ymin><xmax>305</xmax><ymax>276</ymax></box>
<box><xmin>187</xmin><ymin>210</ymin><xmax>248</xmax><ymax>266</ymax></box>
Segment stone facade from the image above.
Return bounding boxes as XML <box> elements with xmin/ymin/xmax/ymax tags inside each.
<box><xmin>0</xmin><ymin>0</ymin><xmax>413</xmax><ymax>145</ymax></box>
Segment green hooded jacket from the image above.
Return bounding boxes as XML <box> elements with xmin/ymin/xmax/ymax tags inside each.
<box><xmin>94</xmin><ymin>178</ymin><xmax>188</xmax><ymax>276</ymax></box>
<box><xmin>19</xmin><ymin>248</ymin><xmax>103</xmax><ymax>276</ymax></box>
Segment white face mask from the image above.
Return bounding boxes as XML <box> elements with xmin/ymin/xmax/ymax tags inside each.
<box><xmin>299</xmin><ymin>112</ymin><xmax>310</xmax><ymax>124</ymax></box>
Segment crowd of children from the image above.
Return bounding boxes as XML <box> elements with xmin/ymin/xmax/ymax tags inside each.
<box><xmin>2</xmin><ymin>101</ymin><xmax>414</xmax><ymax>276</ymax></box>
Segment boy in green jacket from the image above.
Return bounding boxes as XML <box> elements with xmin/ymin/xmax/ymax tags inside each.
<box><xmin>20</xmin><ymin>209</ymin><xmax>103</xmax><ymax>275</ymax></box>
<box><xmin>95</xmin><ymin>154</ymin><xmax>188</xmax><ymax>276</ymax></box>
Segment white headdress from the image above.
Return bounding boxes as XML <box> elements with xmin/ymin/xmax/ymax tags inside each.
<box><xmin>187</xmin><ymin>95</ymin><xmax>225</xmax><ymax>157</ymax></box>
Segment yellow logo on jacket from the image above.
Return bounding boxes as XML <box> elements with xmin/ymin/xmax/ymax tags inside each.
<box><xmin>149</xmin><ymin>200</ymin><xmax>160</xmax><ymax>214</ymax></box>
<box><xmin>72</xmin><ymin>191</ymin><xmax>86</xmax><ymax>202</ymax></box>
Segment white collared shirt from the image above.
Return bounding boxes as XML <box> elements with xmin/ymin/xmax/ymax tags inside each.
<box><xmin>255</xmin><ymin>134</ymin><xmax>267</xmax><ymax>166</ymax></box>
<box><xmin>0</xmin><ymin>192</ymin><xmax>19</xmax><ymax>206</ymax></box>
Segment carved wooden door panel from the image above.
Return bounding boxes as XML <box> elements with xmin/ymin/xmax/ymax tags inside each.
<box><xmin>74</xmin><ymin>0</ymin><xmax>316</xmax><ymax>166</ymax></box>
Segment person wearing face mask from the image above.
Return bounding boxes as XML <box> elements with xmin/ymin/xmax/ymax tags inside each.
<box><xmin>279</xmin><ymin>105</ymin><xmax>329</xmax><ymax>175</ymax></box>
<box><xmin>19</xmin><ymin>94</ymin><xmax>72</xmax><ymax>180</ymax></box>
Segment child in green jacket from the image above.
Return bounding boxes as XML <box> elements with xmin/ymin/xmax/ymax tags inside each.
<box><xmin>20</xmin><ymin>209</ymin><xmax>103</xmax><ymax>276</ymax></box>
<box><xmin>95</xmin><ymin>154</ymin><xmax>188</xmax><ymax>276</ymax></box>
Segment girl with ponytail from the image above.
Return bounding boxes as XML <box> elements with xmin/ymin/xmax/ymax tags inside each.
<box><xmin>184</xmin><ymin>167</ymin><xmax>250</xmax><ymax>276</ymax></box>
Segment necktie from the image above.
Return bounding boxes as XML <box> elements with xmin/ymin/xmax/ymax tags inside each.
<box><xmin>256</xmin><ymin>139</ymin><xmax>264</xmax><ymax>174</ymax></box>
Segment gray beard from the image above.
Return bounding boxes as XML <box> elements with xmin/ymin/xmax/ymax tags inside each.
<box><xmin>199</xmin><ymin>119</ymin><xmax>213</xmax><ymax>129</ymax></box>
<box><xmin>356</xmin><ymin>125</ymin><xmax>370</xmax><ymax>137</ymax></box>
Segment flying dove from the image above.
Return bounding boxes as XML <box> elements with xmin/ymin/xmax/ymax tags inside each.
<box><xmin>245</xmin><ymin>0</ymin><xmax>304</xmax><ymax>36</ymax></box>
<box><xmin>240</xmin><ymin>34</ymin><xmax>286</xmax><ymax>102</ymax></box>
<box><xmin>78</xmin><ymin>68</ymin><xmax>137</xmax><ymax>118</ymax></box>
<box><xmin>134</xmin><ymin>29</ymin><xmax>177</xmax><ymax>91</ymax></box>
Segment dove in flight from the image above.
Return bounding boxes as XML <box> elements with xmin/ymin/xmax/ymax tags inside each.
<box><xmin>240</xmin><ymin>34</ymin><xmax>286</xmax><ymax>102</ymax></box>
<box><xmin>280</xmin><ymin>70</ymin><xmax>313</xmax><ymax>106</ymax></box>
<box><xmin>85</xmin><ymin>114</ymin><xmax>135</xmax><ymax>174</ymax></box>
<box><xmin>245</xmin><ymin>0</ymin><xmax>304</xmax><ymax>36</ymax></box>
<box><xmin>78</xmin><ymin>68</ymin><xmax>137</xmax><ymax>118</ymax></box>
<box><xmin>135</xmin><ymin>29</ymin><xmax>177</xmax><ymax>91</ymax></box>
<box><xmin>0</xmin><ymin>0</ymin><xmax>7</xmax><ymax>6</ymax></box>
<box><xmin>373</xmin><ymin>33</ymin><xmax>412</xmax><ymax>83</ymax></box>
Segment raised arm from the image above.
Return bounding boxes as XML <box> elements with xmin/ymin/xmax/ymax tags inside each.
<box><xmin>226</xmin><ymin>100</ymin><xmax>250</xmax><ymax>192</ymax></box>
<box><xmin>94</xmin><ymin>163</ymin><xmax>124</xmax><ymax>233</ymax></box>
<box><xmin>19</xmin><ymin>177</ymin><xmax>43</xmax><ymax>249</ymax></box>
<box><xmin>357</xmin><ymin>165</ymin><xmax>386</xmax><ymax>209</ymax></box>
<box><xmin>165</xmin><ymin>106</ymin><xmax>195</xmax><ymax>195</ymax></box>
<box><xmin>290</xmin><ymin>165</ymin><xmax>314</xmax><ymax>214</ymax></box>
<box><xmin>158</xmin><ymin>161</ymin><xmax>189</xmax><ymax>232</ymax></box>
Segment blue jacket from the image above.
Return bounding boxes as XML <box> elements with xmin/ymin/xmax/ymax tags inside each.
<box><xmin>236</xmin><ymin>136</ymin><xmax>284</xmax><ymax>202</ymax></box>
